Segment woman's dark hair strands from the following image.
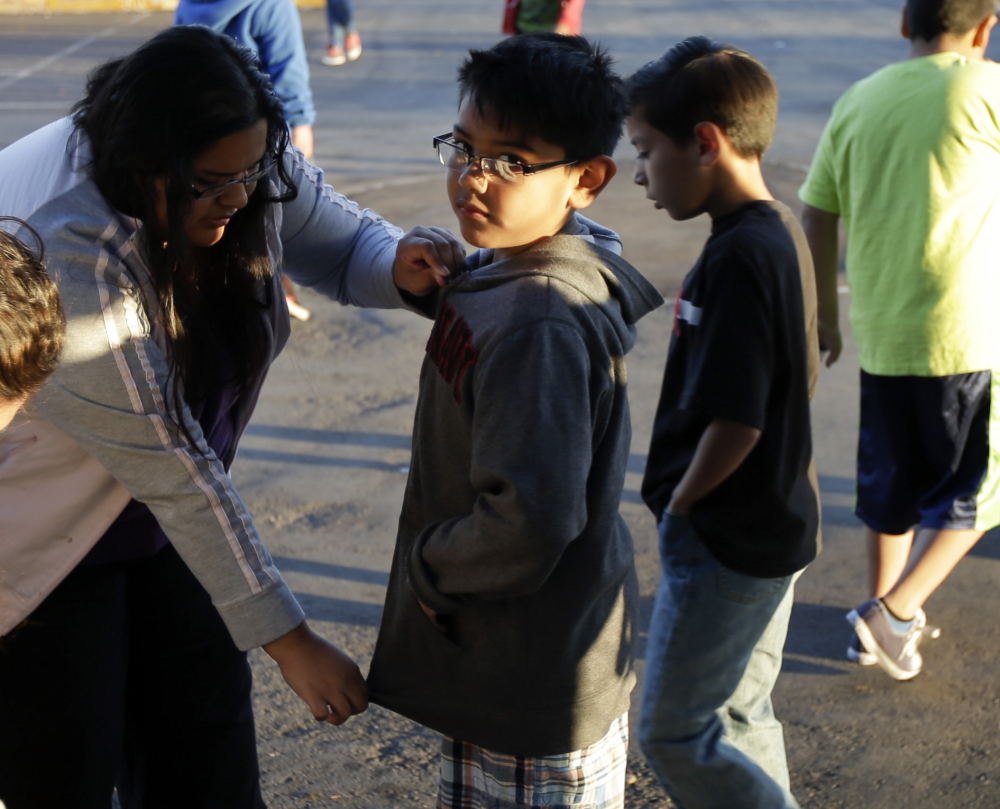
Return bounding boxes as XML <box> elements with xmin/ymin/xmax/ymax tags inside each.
<box><xmin>73</xmin><ymin>26</ymin><xmax>298</xmax><ymax>449</ymax></box>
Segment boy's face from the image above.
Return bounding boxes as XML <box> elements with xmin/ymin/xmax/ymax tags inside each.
<box><xmin>0</xmin><ymin>395</ymin><xmax>27</xmax><ymax>432</ymax></box>
<box><xmin>627</xmin><ymin>108</ymin><xmax>710</xmax><ymax>221</ymax></box>
<box><xmin>445</xmin><ymin>100</ymin><xmax>585</xmax><ymax>259</ymax></box>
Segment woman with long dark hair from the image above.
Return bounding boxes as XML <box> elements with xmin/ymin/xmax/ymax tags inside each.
<box><xmin>0</xmin><ymin>25</ymin><xmax>459</xmax><ymax>809</ymax></box>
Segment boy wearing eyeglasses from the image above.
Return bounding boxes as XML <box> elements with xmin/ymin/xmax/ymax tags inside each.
<box><xmin>366</xmin><ymin>33</ymin><xmax>662</xmax><ymax>809</ymax></box>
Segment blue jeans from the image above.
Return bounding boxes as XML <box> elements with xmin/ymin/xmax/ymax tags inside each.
<box><xmin>325</xmin><ymin>0</ymin><xmax>355</xmax><ymax>47</ymax></box>
<box><xmin>639</xmin><ymin>512</ymin><xmax>801</xmax><ymax>809</ymax></box>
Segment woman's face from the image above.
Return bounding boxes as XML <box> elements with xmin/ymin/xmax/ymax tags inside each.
<box><xmin>157</xmin><ymin>118</ymin><xmax>270</xmax><ymax>249</ymax></box>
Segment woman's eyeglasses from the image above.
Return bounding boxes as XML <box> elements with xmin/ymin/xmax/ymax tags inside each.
<box><xmin>190</xmin><ymin>158</ymin><xmax>275</xmax><ymax>200</ymax></box>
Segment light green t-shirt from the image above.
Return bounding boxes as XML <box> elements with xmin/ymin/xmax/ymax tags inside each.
<box><xmin>799</xmin><ymin>53</ymin><xmax>1000</xmax><ymax>376</ymax></box>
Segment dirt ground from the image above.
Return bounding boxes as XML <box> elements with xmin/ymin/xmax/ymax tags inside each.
<box><xmin>2</xmin><ymin>2</ymin><xmax>1000</xmax><ymax>807</ymax></box>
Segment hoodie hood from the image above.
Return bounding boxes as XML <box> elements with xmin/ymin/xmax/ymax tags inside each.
<box><xmin>456</xmin><ymin>213</ymin><xmax>663</xmax><ymax>351</ymax></box>
<box><xmin>174</xmin><ymin>0</ymin><xmax>258</xmax><ymax>28</ymax></box>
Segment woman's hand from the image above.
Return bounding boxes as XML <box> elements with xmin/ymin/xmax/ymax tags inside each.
<box><xmin>392</xmin><ymin>226</ymin><xmax>466</xmax><ymax>295</ymax></box>
<box><xmin>262</xmin><ymin>621</ymin><xmax>369</xmax><ymax>724</ymax></box>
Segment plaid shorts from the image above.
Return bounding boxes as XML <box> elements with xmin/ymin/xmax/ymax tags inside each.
<box><xmin>436</xmin><ymin>712</ymin><xmax>629</xmax><ymax>809</ymax></box>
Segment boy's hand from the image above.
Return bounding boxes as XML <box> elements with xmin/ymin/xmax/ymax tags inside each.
<box><xmin>418</xmin><ymin>600</ymin><xmax>448</xmax><ymax>633</ymax></box>
<box><xmin>666</xmin><ymin>497</ymin><xmax>692</xmax><ymax>516</ymax></box>
<box><xmin>393</xmin><ymin>227</ymin><xmax>466</xmax><ymax>296</ymax></box>
<box><xmin>668</xmin><ymin>419</ymin><xmax>763</xmax><ymax>515</ymax></box>
<box><xmin>262</xmin><ymin>621</ymin><xmax>369</xmax><ymax>725</ymax></box>
<box><xmin>818</xmin><ymin>320</ymin><xmax>842</xmax><ymax>367</ymax></box>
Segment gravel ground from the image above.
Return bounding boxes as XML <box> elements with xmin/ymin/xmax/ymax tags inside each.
<box><xmin>3</xmin><ymin>3</ymin><xmax>1000</xmax><ymax>807</ymax></box>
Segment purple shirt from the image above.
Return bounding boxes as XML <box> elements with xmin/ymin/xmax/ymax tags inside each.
<box><xmin>82</xmin><ymin>373</ymin><xmax>242</xmax><ymax>565</ymax></box>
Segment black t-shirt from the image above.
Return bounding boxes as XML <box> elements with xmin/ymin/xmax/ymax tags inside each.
<box><xmin>641</xmin><ymin>200</ymin><xmax>821</xmax><ymax>578</ymax></box>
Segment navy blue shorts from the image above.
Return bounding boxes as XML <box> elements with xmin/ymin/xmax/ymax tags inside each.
<box><xmin>856</xmin><ymin>369</ymin><xmax>1000</xmax><ymax>534</ymax></box>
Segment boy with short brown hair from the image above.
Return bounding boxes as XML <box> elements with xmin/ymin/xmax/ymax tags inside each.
<box><xmin>627</xmin><ymin>38</ymin><xmax>820</xmax><ymax>809</ymax></box>
<box><xmin>0</xmin><ymin>220</ymin><xmax>64</xmax><ymax>431</ymax></box>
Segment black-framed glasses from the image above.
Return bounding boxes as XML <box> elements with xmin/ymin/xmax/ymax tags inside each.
<box><xmin>433</xmin><ymin>134</ymin><xmax>577</xmax><ymax>186</ymax></box>
<box><xmin>190</xmin><ymin>158</ymin><xmax>275</xmax><ymax>200</ymax></box>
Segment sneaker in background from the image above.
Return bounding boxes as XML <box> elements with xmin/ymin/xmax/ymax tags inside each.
<box><xmin>846</xmin><ymin>598</ymin><xmax>923</xmax><ymax>680</ymax></box>
<box><xmin>322</xmin><ymin>45</ymin><xmax>347</xmax><ymax>66</ymax></box>
<box><xmin>345</xmin><ymin>32</ymin><xmax>363</xmax><ymax>61</ymax></box>
<box><xmin>846</xmin><ymin>606</ymin><xmax>940</xmax><ymax>666</ymax></box>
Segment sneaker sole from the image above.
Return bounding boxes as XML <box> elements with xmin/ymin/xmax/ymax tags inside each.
<box><xmin>322</xmin><ymin>57</ymin><xmax>347</xmax><ymax>66</ymax></box>
<box><xmin>847</xmin><ymin>609</ymin><xmax>922</xmax><ymax>681</ymax></box>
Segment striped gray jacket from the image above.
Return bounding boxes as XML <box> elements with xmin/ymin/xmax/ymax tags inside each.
<box><xmin>0</xmin><ymin>120</ymin><xmax>405</xmax><ymax>647</ymax></box>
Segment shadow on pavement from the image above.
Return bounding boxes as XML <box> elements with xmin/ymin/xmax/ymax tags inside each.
<box><xmin>273</xmin><ymin>555</ymin><xmax>390</xmax><ymax>586</ymax></box>
<box><xmin>239</xmin><ymin>448</ymin><xmax>407</xmax><ymax>471</ymax></box>
<box><xmin>293</xmin><ymin>592</ymin><xmax>383</xmax><ymax>627</ymax></box>
<box><xmin>785</xmin><ymin>602</ymin><xmax>851</xmax><ymax>667</ymax></box>
<box><xmin>968</xmin><ymin>527</ymin><xmax>1000</xmax><ymax>560</ymax></box>
<box><xmin>244</xmin><ymin>424</ymin><xmax>412</xmax><ymax>450</ymax></box>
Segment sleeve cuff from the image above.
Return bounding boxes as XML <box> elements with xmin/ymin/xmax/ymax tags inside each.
<box><xmin>372</xmin><ymin>240</ymin><xmax>410</xmax><ymax>309</ymax></box>
<box><xmin>286</xmin><ymin>113</ymin><xmax>316</xmax><ymax>128</ymax></box>
<box><xmin>215</xmin><ymin>580</ymin><xmax>306</xmax><ymax>651</ymax></box>
<box><xmin>797</xmin><ymin>186</ymin><xmax>840</xmax><ymax>215</ymax></box>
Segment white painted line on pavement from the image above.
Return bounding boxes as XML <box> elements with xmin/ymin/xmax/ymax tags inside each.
<box><xmin>0</xmin><ymin>12</ymin><xmax>151</xmax><ymax>94</ymax></box>
<box><xmin>0</xmin><ymin>101</ymin><xmax>71</xmax><ymax>110</ymax></box>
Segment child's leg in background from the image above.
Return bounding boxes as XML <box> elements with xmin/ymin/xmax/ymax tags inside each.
<box><xmin>325</xmin><ymin>0</ymin><xmax>354</xmax><ymax>48</ymax></box>
<box><xmin>437</xmin><ymin>713</ymin><xmax>629</xmax><ymax>809</ymax></box>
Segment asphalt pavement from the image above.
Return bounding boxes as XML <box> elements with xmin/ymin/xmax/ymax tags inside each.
<box><xmin>2</xmin><ymin>3</ymin><xmax>1000</xmax><ymax>807</ymax></box>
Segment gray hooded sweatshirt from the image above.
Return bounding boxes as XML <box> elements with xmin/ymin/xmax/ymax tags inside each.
<box><xmin>367</xmin><ymin>216</ymin><xmax>663</xmax><ymax>757</ymax></box>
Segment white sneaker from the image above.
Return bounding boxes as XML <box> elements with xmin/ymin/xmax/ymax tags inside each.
<box><xmin>847</xmin><ymin>606</ymin><xmax>937</xmax><ymax>666</ymax></box>
<box><xmin>322</xmin><ymin>45</ymin><xmax>347</xmax><ymax>66</ymax></box>
<box><xmin>848</xmin><ymin>599</ymin><xmax>924</xmax><ymax>680</ymax></box>
<box><xmin>345</xmin><ymin>32</ymin><xmax>362</xmax><ymax>61</ymax></box>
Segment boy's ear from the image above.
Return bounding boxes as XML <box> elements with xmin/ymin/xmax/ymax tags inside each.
<box><xmin>568</xmin><ymin>156</ymin><xmax>617</xmax><ymax>210</ymax></box>
<box><xmin>692</xmin><ymin>122</ymin><xmax>724</xmax><ymax>166</ymax></box>
<box><xmin>973</xmin><ymin>13</ymin><xmax>998</xmax><ymax>50</ymax></box>
<box><xmin>901</xmin><ymin>5</ymin><xmax>910</xmax><ymax>40</ymax></box>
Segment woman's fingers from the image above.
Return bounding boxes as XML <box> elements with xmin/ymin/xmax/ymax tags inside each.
<box><xmin>392</xmin><ymin>226</ymin><xmax>466</xmax><ymax>295</ymax></box>
<box><xmin>263</xmin><ymin>621</ymin><xmax>369</xmax><ymax>725</ymax></box>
